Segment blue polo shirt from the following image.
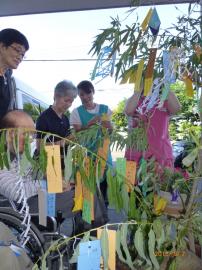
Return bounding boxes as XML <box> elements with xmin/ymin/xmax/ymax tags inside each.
<box><xmin>36</xmin><ymin>106</ymin><xmax>70</xmax><ymax>141</ymax></box>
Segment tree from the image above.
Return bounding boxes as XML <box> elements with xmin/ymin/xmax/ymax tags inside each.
<box><xmin>111</xmin><ymin>98</ymin><xmax>127</xmax><ymax>130</ymax></box>
<box><xmin>169</xmin><ymin>81</ymin><xmax>200</xmax><ymax>140</ymax></box>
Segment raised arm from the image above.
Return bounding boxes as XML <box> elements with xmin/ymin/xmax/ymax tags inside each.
<box><xmin>124</xmin><ymin>91</ymin><xmax>142</xmax><ymax>116</ymax></box>
<box><xmin>167</xmin><ymin>91</ymin><xmax>181</xmax><ymax>115</ymax></box>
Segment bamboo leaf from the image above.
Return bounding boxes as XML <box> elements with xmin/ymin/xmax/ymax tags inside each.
<box><xmin>121</xmin><ymin>183</ymin><xmax>129</xmax><ymax>215</ymax></box>
<box><xmin>41</xmin><ymin>257</ymin><xmax>48</xmax><ymax>270</ymax></box>
<box><xmin>0</xmin><ymin>130</ymin><xmax>6</xmax><ymax>153</ymax></box>
<box><xmin>100</xmin><ymin>228</ymin><xmax>109</xmax><ymax>270</ymax></box>
<box><xmin>134</xmin><ymin>227</ymin><xmax>151</xmax><ymax>266</ymax></box>
<box><xmin>182</xmin><ymin>148</ymin><xmax>198</xmax><ymax>167</ymax></box>
<box><xmin>64</xmin><ymin>146</ymin><xmax>72</xmax><ymax>181</ymax></box>
<box><xmin>120</xmin><ymin>224</ymin><xmax>135</xmax><ymax>269</ymax></box>
<box><xmin>59</xmin><ymin>253</ymin><xmax>63</xmax><ymax>270</ymax></box>
<box><xmin>168</xmin><ymin>259</ymin><xmax>177</xmax><ymax>270</ymax></box>
<box><xmin>157</xmin><ymin>227</ymin><xmax>165</xmax><ymax>251</ymax></box>
<box><xmin>148</xmin><ymin>229</ymin><xmax>160</xmax><ymax>269</ymax></box>
<box><xmin>32</xmin><ymin>264</ymin><xmax>39</xmax><ymax>270</ymax></box>
<box><xmin>153</xmin><ymin>219</ymin><xmax>163</xmax><ymax>240</ymax></box>
<box><xmin>116</xmin><ymin>228</ymin><xmax>128</xmax><ymax>264</ymax></box>
<box><xmin>24</xmin><ymin>132</ymin><xmax>35</xmax><ymax>165</ymax></box>
<box><xmin>128</xmin><ymin>190</ymin><xmax>137</xmax><ymax>219</ymax></box>
<box><xmin>20</xmin><ymin>151</ymin><xmax>30</xmax><ymax>175</ymax></box>
<box><xmin>0</xmin><ymin>155</ymin><xmax>4</xmax><ymax>169</ymax></box>
<box><xmin>39</xmin><ymin>141</ymin><xmax>47</xmax><ymax>174</ymax></box>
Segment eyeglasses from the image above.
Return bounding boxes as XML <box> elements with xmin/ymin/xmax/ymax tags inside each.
<box><xmin>10</xmin><ymin>45</ymin><xmax>26</xmax><ymax>59</ymax></box>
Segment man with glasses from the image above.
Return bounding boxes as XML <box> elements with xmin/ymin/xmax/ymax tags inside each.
<box><xmin>0</xmin><ymin>28</ymin><xmax>29</xmax><ymax>120</ymax></box>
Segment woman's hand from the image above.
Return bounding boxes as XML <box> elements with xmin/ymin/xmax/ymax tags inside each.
<box><xmin>87</xmin><ymin>115</ymin><xmax>101</xmax><ymax>127</ymax></box>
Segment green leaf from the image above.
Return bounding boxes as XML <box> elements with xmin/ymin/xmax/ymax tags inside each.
<box><xmin>59</xmin><ymin>253</ymin><xmax>63</xmax><ymax>270</ymax></box>
<box><xmin>121</xmin><ymin>183</ymin><xmax>129</xmax><ymax>215</ymax></box>
<box><xmin>0</xmin><ymin>155</ymin><xmax>4</xmax><ymax>169</ymax></box>
<box><xmin>20</xmin><ymin>151</ymin><xmax>31</xmax><ymax>175</ymax></box>
<box><xmin>3</xmin><ymin>152</ymin><xmax>10</xmax><ymax>170</ymax></box>
<box><xmin>182</xmin><ymin>148</ymin><xmax>198</xmax><ymax>167</ymax></box>
<box><xmin>100</xmin><ymin>228</ymin><xmax>109</xmax><ymax>270</ymax></box>
<box><xmin>134</xmin><ymin>227</ymin><xmax>151</xmax><ymax>266</ymax></box>
<box><xmin>63</xmin><ymin>146</ymin><xmax>72</xmax><ymax>181</ymax></box>
<box><xmin>24</xmin><ymin>132</ymin><xmax>35</xmax><ymax>165</ymax></box>
<box><xmin>168</xmin><ymin>259</ymin><xmax>177</xmax><ymax>270</ymax></box>
<box><xmin>128</xmin><ymin>190</ymin><xmax>137</xmax><ymax>219</ymax></box>
<box><xmin>0</xmin><ymin>131</ymin><xmax>6</xmax><ymax>153</ymax></box>
<box><xmin>120</xmin><ymin>224</ymin><xmax>135</xmax><ymax>269</ymax></box>
<box><xmin>116</xmin><ymin>228</ymin><xmax>128</xmax><ymax>264</ymax></box>
<box><xmin>148</xmin><ymin>229</ymin><xmax>160</xmax><ymax>269</ymax></box>
<box><xmin>153</xmin><ymin>219</ymin><xmax>163</xmax><ymax>240</ymax></box>
<box><xmin>32</xmin><ymin>264</ymin><xmax>40</xmax><ymax>270</ymax></box>
<box><xmin>41</xmin><ymin>257</ymin><xmax>48</xmax><ymax>270</ymax></box>
<box><xmin>39</xmin><ymin>141</ymin><xmax>47</xmax><ymax>174</ymax></box>
<box><xmin>156</xmin><ymin>226</ymin><xmax>165</xmax><ymax>250</ymax></box>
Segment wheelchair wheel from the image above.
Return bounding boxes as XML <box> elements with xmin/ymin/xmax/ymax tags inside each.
<box><xmin>0</xmin><ymin>207</ymin><xmax>45</xmax><ymax>263</ymax></box>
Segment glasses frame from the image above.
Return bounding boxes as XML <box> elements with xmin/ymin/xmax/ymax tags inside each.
<box><xmin>10</xmin><ymin>45</ymin><xmax>26</xmax><ymax>60</ymax></box>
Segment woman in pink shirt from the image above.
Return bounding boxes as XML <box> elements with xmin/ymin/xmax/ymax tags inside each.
<box><xmin>124</xmin><ymin>89</ymin><xmax>181</xmax><ymax>169</ymax></box>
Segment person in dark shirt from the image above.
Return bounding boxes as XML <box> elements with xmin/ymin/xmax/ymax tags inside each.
<box><xmin>36</xmin><ymin>80</ymin><xmax>78</xmax><ymax>236</ymax></box>
<box><xmin>0</xmin><ymin>28</ymin><xmax>29</xmax><ymax>119</ymax></box>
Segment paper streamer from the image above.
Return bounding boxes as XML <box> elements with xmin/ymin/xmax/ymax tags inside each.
<box><xmin>135</xmin><ymin>59</ymin><xmax>144</xmax><ymax>92</ymax></box>
<box><xmin>72</xmin><ymin>171</ymin><xmax>83</xmax><ymax>212</ymax></box>
<box><xmin>141</xmin><ymin>8</ymin><xmax>153</xmax><ymax>32</ymax></box>
<box><xmin>45</xmin><ymin>145</ymin><xmax>63</xmax><ymax>193</ymax></box>
<box><xmin>184</xmin><ymin>76</ymin><xmax>194</xmax><ymax>97</ymax></box>
<box><xmin>148</xmin><ymin>8</ymin><xmax>161</xmax><ymax>36</ymax></box>
<box><xmin>77</xmin><ymin>240</ymin><xmax>101</xmax><ymax>270</ymax></box>
<box><xmin>144</xmin><ymin>48</ymin><xmax>157</xmax><ymax>96</ymax></box>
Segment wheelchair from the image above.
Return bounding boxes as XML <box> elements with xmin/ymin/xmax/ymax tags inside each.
<box><xmin>0</xmin><ymin>196</ymin><xmax>75</xmax><ymax>269</ymax></box>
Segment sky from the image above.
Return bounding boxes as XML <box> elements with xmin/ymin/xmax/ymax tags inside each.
<box><xmin>0</xmin><ymin>3</ymin><xmax>194</xmax><ymax>110</ymax></box>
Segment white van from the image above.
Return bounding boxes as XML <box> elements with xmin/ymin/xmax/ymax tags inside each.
<box><xmin>11</xmin><ymin>77</ymin><xmax>49</xmax><ymax>121</ymax></box>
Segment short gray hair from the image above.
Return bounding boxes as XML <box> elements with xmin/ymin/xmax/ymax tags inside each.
<box><xmin>54</xmin><ymin>80</ymin><xmax>77</xmax><ymax>98</ymax></box>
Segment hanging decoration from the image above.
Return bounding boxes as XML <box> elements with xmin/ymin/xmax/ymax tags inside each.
<box><xmin>91</xmin><ymin>46</ymin><xmax>116</xmax><ymax>82</ymax></box>
<box><xmin>148</xmin><ymin>7</ymin><xmax>161</xmax><ymax>36</ymax></box>
<box><xmin>134</xmin><ymin>59</ymin><xmax>144</xmax><ymax>92</ymax></box>
<box><xmin>45</xmin><ymin>145</ymin><xmax>63</xmax><ymax>193</ymax></box>
<box><xmin>144</xmin><ymin>48</ymin><xmax>157</xmax><ymax>96</ymax></box>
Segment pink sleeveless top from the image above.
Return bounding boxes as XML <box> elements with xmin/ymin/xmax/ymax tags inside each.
<box><xmin>125</xmin><ymin>100</ymin><xmax>174</xmax><ymax>168</ymax></box>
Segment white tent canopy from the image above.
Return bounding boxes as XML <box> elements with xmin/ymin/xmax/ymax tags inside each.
<box><xmin>0</xmin><ymin>0</ymin><xmax>195</xmax><ymax>17</ymax></box>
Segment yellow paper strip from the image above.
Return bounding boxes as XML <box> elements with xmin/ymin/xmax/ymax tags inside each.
<box><xmin>144</xmin><ymin>77</ymin><xmax>153</xmax><ymax>96</ymax></box>
<box><xmin>45</xmin><ymin>145</ymin><xmax>63</xmax><ymax>193</ymax></box>
<box><xmin>126</xmin><ymin>160</ymin><xmax>137</xmax><ymax>191</ymax></box>
<box><xmin>72</xmin><ymin>171</ymin><xmax>83</xmax><ymax>212</ymax></box>
<box><xmin>184</xmin><ymin>77</ymin><xmax>194</xmax><ymax>97</ymax></box>
<box><xmin>135</xmin><ymin>59</ymin><xmax>144</xmax><ymax>92</ymax></box>
<box><xmin>141</xmin><ymin>8</ymin><xmax>153</xmax><ymax>31</ymax></box>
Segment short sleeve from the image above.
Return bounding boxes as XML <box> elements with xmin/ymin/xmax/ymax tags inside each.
<box><xmin>70</xmin><ymin>108</ymin><xmax>82</xmax><ymax>126</ymax></box>
<box><xmin>107</xmin><ymin>107</ymin><xmax>112</xmax><ymax>116</ymax></box>
<box><xmin>36</xmin><ymin>115</ymin><xmax>48</xmax><ymax>138</ymax></box>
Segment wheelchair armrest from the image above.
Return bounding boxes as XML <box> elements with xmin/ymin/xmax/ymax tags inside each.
<box><xmin>31</xmin><ymin>214</ymin><xmax>57</xmax><ymax>233</ymax></box>
<box><xmin>0</xmin><ymin>195</ymin><xmax>12</xmax><ymax>207</ymax></box>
